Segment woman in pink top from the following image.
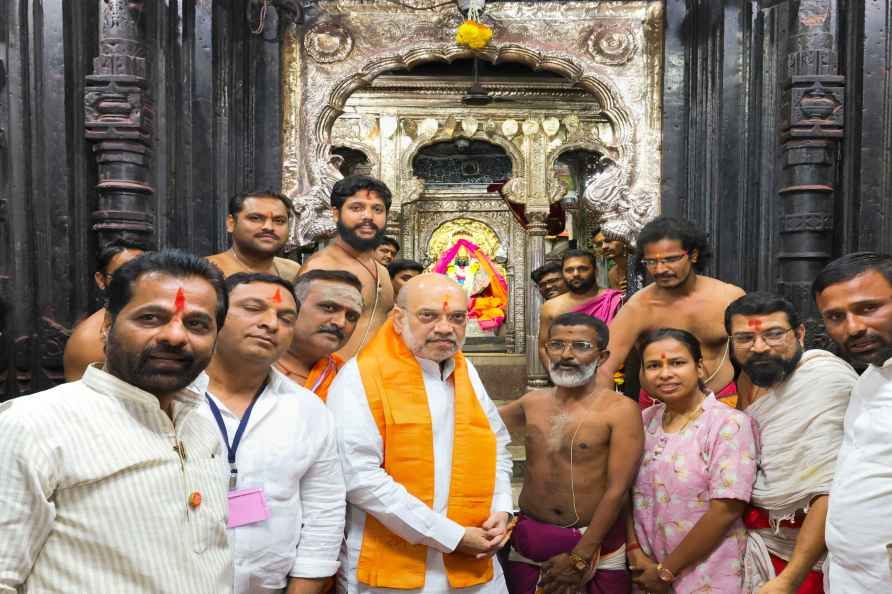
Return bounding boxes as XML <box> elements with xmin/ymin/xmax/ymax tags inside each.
<box><xmin>628</xmin><ymin>328</ymin><xmax>757</xmax><ymax>594</ymax></box>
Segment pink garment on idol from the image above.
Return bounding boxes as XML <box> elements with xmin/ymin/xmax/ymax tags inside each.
<box><xmin>632</xmin><ymin>393</ymin><xmax>756</xmax><ymax>594</ymax></box>
<box><xmin>571</xmin><ymin>289</ymin><xmax>624</xmax><ymax>324</ymax></box>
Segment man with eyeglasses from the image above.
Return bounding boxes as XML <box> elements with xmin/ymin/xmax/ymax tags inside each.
<box><xmin>327</xmin><ymin>273</ymin><xmax>514</xmax><ymax>594</ymax></box>
<box><xmin>812</xmin><ymin>252</ymin><xmax>892</xmax><ymax>593</ymax></box>
<box><xmin>500</xmin><ymin>312</ymin><xmax>643</xmax><ymax>594</ymax></box>
<box><xmin>725</xmin><ymin>292</ymin><xmax>856</xmax><ymax>594</ymax></box>
<box><xmin>598</xmin><ymin>216</ymin><xmax>745</xmax><ymax>408</ymax></box>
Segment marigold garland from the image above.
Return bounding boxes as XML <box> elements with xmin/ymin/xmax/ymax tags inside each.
<box><xmin>455</xmin><ymin>19</ymin><xmax>492</xmax><ymax>50</ymax></box>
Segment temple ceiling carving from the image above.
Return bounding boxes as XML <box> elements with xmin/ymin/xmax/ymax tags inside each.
<box><xmin>283</xmin><ymin>0</ymin><xmax>665</xmax><ymax>247</ymax></box>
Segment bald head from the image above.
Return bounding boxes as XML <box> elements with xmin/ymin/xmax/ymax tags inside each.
<box><xmin>396</xmin><ymin>273</ymin><xmax>468</xmax><ymax>310</ymax></box>
<box><xmin>394</xmin><ymin>273</ymin><xmax>468</xmax><ymax>362</ymax></box>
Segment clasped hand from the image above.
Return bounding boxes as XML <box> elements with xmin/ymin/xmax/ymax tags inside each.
<box><xmin>628</xmin><ymin>549</ymin><xmax>670</xmax><ymax>594</ymax></box>
<box><xmin>455</xmin><ymin>512</ymin><xmax>512</xmax><ymax>559</ymax></box>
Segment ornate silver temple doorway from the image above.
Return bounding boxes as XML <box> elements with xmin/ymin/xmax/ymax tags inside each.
<box><xmin>283</xmin><ymin>0</ymin><xmax>665</xmax><ymax>392</ymax></box>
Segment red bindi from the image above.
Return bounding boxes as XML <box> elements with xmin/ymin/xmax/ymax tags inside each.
<box><xmin>272</xmin><ymin>287</ymin><xmax>283</xmax><ymax>304</ymax></box>
<box><xmin>748</xmin><ymin>319</ymin><xmax>763</xmax><ymax>331</ymax></box>
<box><xmin>442</xmin><ymin>299</ymin><xmax>450</xmax><ymax>312</ymax></box>
<box><xmin>174</xmin><ymin>288</ymin><xmax>186</xmax><ymax>314</ymax></box>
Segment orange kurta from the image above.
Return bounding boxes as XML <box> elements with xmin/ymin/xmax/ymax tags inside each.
<box><xmin>355</xmin><ymin>322</ymin><xmax>496</xmax><ymax>590</ymax></box>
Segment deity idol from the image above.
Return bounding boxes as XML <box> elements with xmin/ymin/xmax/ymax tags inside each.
<box><xmin>432</xmin><ymin>237</ymin><xmax>508</xmax><ymax>333</ymax></box>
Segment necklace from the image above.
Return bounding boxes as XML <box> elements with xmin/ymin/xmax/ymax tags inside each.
<box><xmin>274</xmin><ymin>354</ymin><xmax>306</xmax><ymax>383</ymax></box>
<box><xmin>334</xmin><ymin>242</ymin><xmax>379</xmax><ymax>286</ymax></box>
<box><xmin>662</xmin><ymin>394</ymin><xmax>706</xmax><ymax>433</ymax></box>
<box><xmin>333</xmin><ymin>242</ymin><xmax>381</xmax><ymax>351</ymax></box>
<box><xmin>229</xmin><ymin>248</ymin><xmax>281</xmax><ymax>278</ymax></box>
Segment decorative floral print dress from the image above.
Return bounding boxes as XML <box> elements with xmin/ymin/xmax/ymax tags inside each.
<box><xmin>633</xmin><ymin>393</ymin><xmax>757</xmax><ymax>593</ymax></box>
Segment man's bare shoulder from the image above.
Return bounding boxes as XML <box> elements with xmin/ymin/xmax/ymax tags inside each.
<box><xmin>206</xmin><ymin>252</ymin><xmax>227</xmax><ymax>266</ymax></box>
<box><xmin>64</xmin><ymin>309</ymin><xmax>106</xmax><ymax>380</ymax></box>
<box><xmin>299</xmin><ymin>247</ymin><xmax>341</xmax><ymax>273</ymax></box>
<box><xmin>516</xmin><ymin>387</ymin><xmax>553</xmax><ymax>405</ymax></box>
<box><xmin>274</xmin><ymin>257</ymin><xmax>301</xmax><ymax>282</ymax></box>
<box><xmin>698</xmin><ymin>275</ymin><xmax>746</xmax><ymax>301</ymax></box>
<box><xmin>597</xmin><ymin>390</ymin><xmax>642</xmax><ymax>420</ymax></box>
<box><xmin>541</xmin><ymin>293</ymin><xmax>570</xmax><ymax>316</ymax></box>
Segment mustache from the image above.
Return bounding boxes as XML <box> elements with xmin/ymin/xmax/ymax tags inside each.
<box><xmin>137</xmin><ymin>343</ymin><xmax>195</xmax><ymax>369</ymax></box>
<box><xmin>427</xmin><ymin>334</ymin><xmax>457</xmax><ymax>345</ymax></box>
<box><xmin>844</xmin><ymin>332</ymin><xmax>880</xmax><ymax>349</ymax></box>
<box><xmin>316</xmin><ymin>324</ymin><xmax>345</xmax><ymax>340</ymax></box>
<box><xmin>550</xmin><ymin>359</ymin><xmax>581</xmax><ymax>371</ymax></box>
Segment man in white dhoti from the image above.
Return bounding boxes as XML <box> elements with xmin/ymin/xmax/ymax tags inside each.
<box><xmin>0</xmin><ymin>251</ymin><xmax>232</xmax><ymax>594</ymax></box>
<box><xmin>327</xmin><ymin>273</ymin><xmax>514</xmax><ymax>594</ymax></box>
<box><xmin>813</xmin><ymin>252</ymin><xmax>892</xmax><ymax>593</ymax></box>
<box><xmin>727</xmin><ymin>293</ymin><xmax>857</xmax><ymax>594</ymax></box>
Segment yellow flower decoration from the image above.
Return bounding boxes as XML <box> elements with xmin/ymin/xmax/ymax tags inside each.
<box><xmin>456</xmin><ymin>20</ymin><xmax>493</xmax><ymax>50</ymax></box>
<box><xmin>613</xmin><ymin>370</ymin><xmax>625</xmax><ymax>386</ymax></box>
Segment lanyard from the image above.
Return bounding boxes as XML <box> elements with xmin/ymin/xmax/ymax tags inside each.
<box><xmin>205</xmin><ymin>377</ymin><xmax>269</xmax><ymax>490</ymax></box>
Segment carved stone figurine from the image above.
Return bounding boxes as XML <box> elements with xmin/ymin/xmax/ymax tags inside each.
<box><xmin>286</xmin><ymin>154</ymin><xmax>344</xmax><ymax>249</ymax></box>
<box><xmin>582</xmin><ymin>156</ymin><xmax>656</xmax><ymax>244</ymax></box>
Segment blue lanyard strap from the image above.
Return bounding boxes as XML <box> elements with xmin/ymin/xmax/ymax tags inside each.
<box><xmin>205</xmin><ymin>377</ymin><xmax>269</xmax><ymax>486</ymax></box>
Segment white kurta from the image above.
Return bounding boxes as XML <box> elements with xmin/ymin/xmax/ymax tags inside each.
<box><xmin>327</xmin><ymin>356</ymin><xmax>513</xmax><ymax>594</ymax></box>
<box><xmin>0</xmin><ymin>365</ymin><xmax>232</xmax><ymax>594</ymax></box>
<box><xmin>191</xmin><ymin>368</ymin><xmax>346</xmax><ymax>594</ymax></box>
<box><xmin>825</xmin><ymin>357</ymin><xmax>892</xmax><ymax>592</ymax></box>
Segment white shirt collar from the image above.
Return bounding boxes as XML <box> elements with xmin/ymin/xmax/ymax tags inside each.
<box><xmin>82</xmin><ymin>364</ymin><xmax>200</xmax><ymax>410</ymax></box>
<box><xmin>188</xmin><ymin>366</ymin><xmax>287</xmax><ymax>401</ymax></box>
<box><xmin>415</xmin><ymin>356</ymin><xmax>456</xmax><ymax>382</ymax></box>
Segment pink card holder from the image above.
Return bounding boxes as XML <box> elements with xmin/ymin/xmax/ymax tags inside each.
<box><xmin>227</xmin><ymin>487</ymin><xmax>270</xmax><ymax>528</ymax></box>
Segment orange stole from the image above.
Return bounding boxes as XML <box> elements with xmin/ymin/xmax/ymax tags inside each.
<box><xmin>355</xmin><ymin>322</ymin><xmax>497</xmax><ymax>589</ymax></box>
<box><xmin>304</xmin><ymin>353</ymin><xmax>344</xmax><ymax>402</ymax></box>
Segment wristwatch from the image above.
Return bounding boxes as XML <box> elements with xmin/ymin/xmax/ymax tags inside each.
<box><xmin>656</xmin><ymin>563</ymin><xmax>676</xmax><ymax>583</ymax></box>
<box><xmin>567</xmin><ymin>551</ymin><xmax>589</xmax><ymax>572</ymax></box>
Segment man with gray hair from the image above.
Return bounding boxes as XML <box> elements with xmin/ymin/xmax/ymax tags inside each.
<box><xmin>275</xmin><ymin>269</ymin><xmax>363</xmax><ymax>401</ymax></box>
<box><xmin>499</xmin><ymin>312</ymin><xmax>643</xmax><ymax>594</ymax></box>
<box><xmin>327</xmin><ymin>273</ymin><xmax>514</xmax><ymax>594</ymax></box>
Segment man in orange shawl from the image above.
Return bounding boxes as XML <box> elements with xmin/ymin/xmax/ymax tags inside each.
<box><xmin>327</xmin><ymin>273</ymin><xmax>514</xmax><ymax>594</ymax></box>
<box><xmin>275</xmin><ymin>270</ymin><xmax>363</xmax><ymax>401</ymax></box>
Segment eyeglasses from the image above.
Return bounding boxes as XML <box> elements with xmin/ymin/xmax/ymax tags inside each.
<box><xmin>641</xmin><ymin>252</ymin><xmax>688</xmax><ymax>268</ymax></box>
<box><xmin>414</xmin><ymin>310</ymin><xmax>468</xmax><ymax>326</ymax></box>
<box><xmin>730</xmin><ymin>327</ymin><xmax>794</xmax><ymax>348</ymax></box>
<box><xmin>545</xmin><ymin>340</ymin><xmax>596</xmax><ymax>355</ymax></box>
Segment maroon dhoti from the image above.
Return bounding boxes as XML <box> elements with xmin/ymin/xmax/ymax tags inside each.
<box><xmin>505</xmin><ymin>513</ymin><xmax>631</xmax><ymax>594</ymax></box>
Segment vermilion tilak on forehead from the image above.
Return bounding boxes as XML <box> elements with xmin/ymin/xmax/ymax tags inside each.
<box><xmin>442</xmin><ymin>298</ymin><xmax>450</xmax><ymax>312</ymax></box>
<box><xmin>174</xmin><ymin>288</ymin><xmax>186</xmax><ymax>314</ymax></box>
<box><xmin>266</xmin><ymin>211</ymin><xmax>273</xmax><ymax>221</ymax></box>
<box><xmin>748</xmin><ymin>319</ymin><xmax>763</xmax><ymax>330</ymax></box>
<box><xmin>272</xmin><ymin>287</ymin><xmax>283</xmax><ymax>304</ymax></box>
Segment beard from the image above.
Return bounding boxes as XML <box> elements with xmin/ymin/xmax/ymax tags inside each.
<box><xmin>104</xmin><ymin>326</ymin><xmax>210</xmax><ymax>396</ymax></box>
<box><xmin>741</xmin><ymin>346</ymin><xmax>803</xmax><ymax>388</ymax></box>
<box><xmin>549</xmin><ymin>360</ymin><xmax>599</xmax><ymax>388</ymax></box>
<box><xmin>842</xmin><ymin>334</ymin><xmax>892</xmax><ymax>368</ymax></box>
<box><xmin>337</xmin><ymin>219</ymin><xmax>385</xmax><ymax>253</ymax></box>
<box><xmin>567</xmin><ymin>274</ymin><xmax>597</xmax><ymax>294</ymax></box>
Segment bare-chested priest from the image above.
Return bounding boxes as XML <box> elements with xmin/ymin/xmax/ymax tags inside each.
<box><xmin>500</xmin><ymin>312</ymin><xmax>643</xmax><ymax>594</ymax></box>
<box><xmin>207</xmin><ymin>190</ymin><xmax>301</xmax><ymax>282</ymax></box>
<box><xmin>63</xmin><ymin>239</ymin><xmax>146</xmax><ymax>381</ymax></box>
<box><xmin>300</xmin><ymin>175</ymin><xmax>395</xmax><ymax>359</ymax></box>
<box><xmin>538</xmin><ymin>250</ymin><xmax>624</xmax><ymax>369</ymax></box>
<box><xmin>598</xmin><ymin>216</ymin><xmax>745</xmax><ymax>408</ymax></box>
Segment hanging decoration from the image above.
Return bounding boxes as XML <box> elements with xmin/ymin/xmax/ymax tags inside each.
<box><xmin>455</xmin><ymin>0</ymin><xmax>492</xmax><ymax>50</ymax></box>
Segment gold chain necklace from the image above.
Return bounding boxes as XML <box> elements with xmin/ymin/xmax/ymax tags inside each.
<box><xmin>663</xmin><ymin>394</ymin><xmax>706</xmax><ymax>433</ymax></box>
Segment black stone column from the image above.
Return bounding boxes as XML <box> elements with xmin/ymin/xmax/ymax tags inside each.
<box><xmin>85</xmin><ymin>0</ymin><xmax>154</xmax><ymax>248</ymax></box>
<box><xmin>777</xmin><ymin>0</ymin><xmax>844</xmax><ymax>345</ymax></box>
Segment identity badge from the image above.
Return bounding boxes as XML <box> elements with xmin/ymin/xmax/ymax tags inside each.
<box><xmin>227</xmin><ymin>487</ymin><xmax>270</xmax><ymax>528</ymax></box>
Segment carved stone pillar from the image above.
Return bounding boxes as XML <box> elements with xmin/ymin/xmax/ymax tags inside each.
<box><xmin>526</xmin><ymin>211</ymin><xmax>549</xmax><ymax>389</ymax></box>
<box><xmin>85</xmin><ymin>0</ymin><xmax>154</xmax><ymax>248</ymax></box>
<box><xmin>777</xmin><ymin>0</ymin><xmax>843</xmax><ymax>347</ymax></box>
